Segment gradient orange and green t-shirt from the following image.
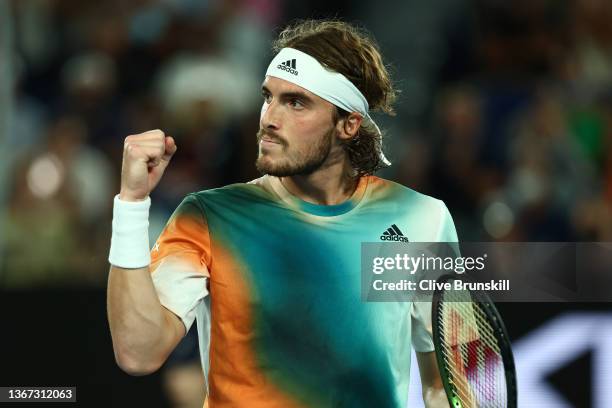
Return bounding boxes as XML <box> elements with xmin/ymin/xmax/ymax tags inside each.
<box><xmin>150</xmin><ymin>174</ymin><xmax>458</xmax><ymax>408</ymax></box>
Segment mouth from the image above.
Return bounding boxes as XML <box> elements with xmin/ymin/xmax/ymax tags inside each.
<box><xmin>261</xmin><ymin>137</ymin><xmax>280</xmax><ymax>144</ymax></box>
<box><xmin>259</xmin><ymin>133</ymin><xmax>283</xmax><ymax>148</ymax></box>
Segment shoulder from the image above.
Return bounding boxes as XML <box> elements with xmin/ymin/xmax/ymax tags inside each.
<box><xmin>366</xmin><ymin>176</ymin><xmax>456</xmax><ymax>239</ymax></box>
<box><xmin>185</xmin><ymin>176</ymin><xmax>275</xmax><ymax>207</ymax></box>
<box><xmin>366</xmin><ymin>176</ymin><xmax>447</xmax><ymax>213</ymax></box>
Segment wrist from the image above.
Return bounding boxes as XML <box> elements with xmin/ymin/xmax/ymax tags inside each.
<box><xmin>108</xmin><ymin>194</ymin><xmax>152</xmax><ymax>269</ymax></box>
<box><xmin>119</xmin><ymin>189</ymin><xmax>149</xmax><ymax>202</ymax></box>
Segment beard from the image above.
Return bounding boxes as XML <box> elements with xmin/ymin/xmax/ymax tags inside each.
<box><xmin>255</xmin><ymin>128</ymin><xmax>334</xmax><ymax>177</ymax></box>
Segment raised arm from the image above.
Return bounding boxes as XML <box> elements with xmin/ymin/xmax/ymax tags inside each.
<box><xmin>107</xmin><ymin>130</ymin><xmax>184</xmax><ymax>375</ymax></box>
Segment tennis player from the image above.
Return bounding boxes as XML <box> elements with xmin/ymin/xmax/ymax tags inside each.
<box><xmin>107</xmin><ymin>20</ymin><xmax>456</xmax><ymax>407</ymax></box>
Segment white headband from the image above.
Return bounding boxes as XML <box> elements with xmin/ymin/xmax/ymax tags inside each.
<box><xmin>265</xmin><ymin>47</ymin><xmax>390</xmax><ymax>166</ymax></box>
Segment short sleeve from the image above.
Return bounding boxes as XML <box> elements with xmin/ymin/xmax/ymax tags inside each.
<box><xmin>411</xmin><ymin>300</ymin><xmax>435</xmax><ymax>352</ymax></box>
<box><xmin>411</xmin><ymin>200</ymin><xmax>460</xmax><ymax>352</ymax></box>
<box><xmin>150</xmin><ymin>194</ymin><xmax>211</xmax><ymax>333</ymax></box>
<box><xmin>435</xmin><ymin>200</ymin><xmax>459</xmax><ymax>243</ymax></box>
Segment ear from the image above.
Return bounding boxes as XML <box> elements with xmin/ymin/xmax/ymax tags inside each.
<box><xmin>336</xmin><ymin>112</ymin><xmax>363</xmax><ymax>141</ymax></box>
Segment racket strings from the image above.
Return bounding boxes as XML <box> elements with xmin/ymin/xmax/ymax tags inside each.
<box><xmin>439</xmin><ymin>342</ymin><xmax>478</xmax><ymax>406</ymax></box>
<box><xmin>471</xmin><ymin>303</ymin><xmax>507</xmax><ymax>406</ymax></box>
<box><xmin>437</xmin><ymin>290</ymin><xmax>508</xmax><ymax>408</ymax></box>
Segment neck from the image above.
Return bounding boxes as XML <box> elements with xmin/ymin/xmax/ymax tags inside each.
<box><xmin>280</xmin><ymin>160</ymin><xmax>358</xmax><ymax>205</ymax></box>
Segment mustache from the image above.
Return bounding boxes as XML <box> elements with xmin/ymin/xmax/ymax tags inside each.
<box><xmin>257</xmin><ymin>129</ymin><xmax>286</xmax><ymax>146</ymax></box>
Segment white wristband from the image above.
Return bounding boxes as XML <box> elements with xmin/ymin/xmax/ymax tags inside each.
<box><xmin>108</xmin><ymin>195</ymin><xmax>152</xmax><ymax>268</ymax></box>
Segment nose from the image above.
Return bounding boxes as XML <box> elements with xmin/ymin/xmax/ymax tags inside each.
<box><xmin>260</xmin><ymin>99</ymin><xmax>280</xmax><ymax>131</ymax></box>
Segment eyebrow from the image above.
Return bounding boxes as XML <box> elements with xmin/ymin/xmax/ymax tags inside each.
<box><xmin>261</xmin><ymin>85</ymin><xmax>315</xmax><ymax>105</ymax></box>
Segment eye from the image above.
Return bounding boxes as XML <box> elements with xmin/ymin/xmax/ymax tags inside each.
<box><xmin>289</xmin><ymin>98</ymin><xmax>304</xmax><ymax>109</ymax></box>
<box><xmin>262</xmin><ymin>91</ymin><xmax>272</xmax><ymax>104</ymax></box>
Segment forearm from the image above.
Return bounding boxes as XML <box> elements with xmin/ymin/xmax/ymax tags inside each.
<box><xmin>107</xmin><ymin>265</ymin><xmax>182</xmax><ymax>375</ymax></box>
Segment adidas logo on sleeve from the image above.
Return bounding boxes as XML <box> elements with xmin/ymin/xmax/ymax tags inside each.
<box><xmin>380</xmin><ymin>224</ymin><xmax>409</xmax><ymax>242</ymax></box>
<box><xmin>277</xmin><ymin>59</ymin><xmax>298</xmax><ymax>75</ymax></box>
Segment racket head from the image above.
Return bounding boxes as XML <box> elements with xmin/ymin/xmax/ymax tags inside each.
<box><xmin>431</xmin><ymin>274</ymin><xmax>517</xmax><ymax>408</ymax></box>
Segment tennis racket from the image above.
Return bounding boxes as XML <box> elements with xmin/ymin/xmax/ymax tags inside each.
<box><xmin>432</xmin><ymin>274</ymin><xmax>517</xmax><ymax>408</ymax></box>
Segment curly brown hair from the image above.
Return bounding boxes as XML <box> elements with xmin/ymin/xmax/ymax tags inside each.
<box><xmin>272</xmin><ymin>19</ymin><xmax>397</xmax><ymax>176</ymax></box>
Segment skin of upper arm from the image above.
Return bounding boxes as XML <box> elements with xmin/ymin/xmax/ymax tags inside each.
<box><xmin>416</xmin><ymin>351</ymin><xmax>450</xmax><ymax>408</ymax></box>
<box><xmin>129</xmin><ymin>308</ymin><xmax>185</xmax><ymax>375</ymax></box>
<box><xmin>163</xmin><ymin>306</ymin><xmax>187</xmax><ymax>346</ymax></box>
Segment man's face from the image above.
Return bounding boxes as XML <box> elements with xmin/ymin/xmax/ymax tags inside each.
<box><xmin>256</xmin><ymin>76</ymin><xmax>339</xmax><ymax>177</ymax></box>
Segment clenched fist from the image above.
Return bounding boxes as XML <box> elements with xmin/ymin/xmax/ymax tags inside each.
<box><xmin>119</xmin><ymin>130</ymin><xmax>177</xmax><ymax>202</ymax></box>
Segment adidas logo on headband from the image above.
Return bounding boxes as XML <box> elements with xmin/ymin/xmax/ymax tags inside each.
<box><xmin>277</xmin><ymin>59</ymin><xmax>298</xmax><ymax>75</ymax></box>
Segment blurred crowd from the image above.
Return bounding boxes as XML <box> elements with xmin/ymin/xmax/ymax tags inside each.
<box><xmin>2</xmin><ymin>0</ymin><xmax>612</xmax><ymax>285</ymax></box>
<box><xmin>2</xmin><ymin>1</ymin><xmax>612</xmax><ymax>407</ymax></box>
